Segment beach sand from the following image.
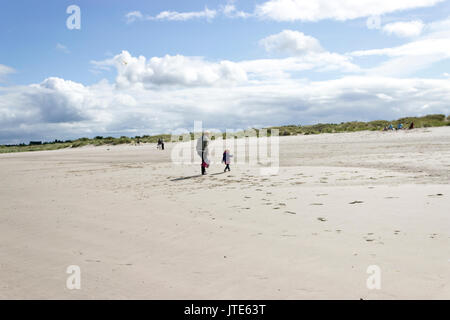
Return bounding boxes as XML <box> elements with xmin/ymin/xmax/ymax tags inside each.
<box><xmin>1</xmin><ymin>127</ymin><xmax>449</xmax><ymax>299</ymax></box>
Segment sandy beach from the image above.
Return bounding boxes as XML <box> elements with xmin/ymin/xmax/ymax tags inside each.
<box><xmin>1</xmin><ymin>127</ymin><xmax>449</xmax><ymax>299</ymax></box>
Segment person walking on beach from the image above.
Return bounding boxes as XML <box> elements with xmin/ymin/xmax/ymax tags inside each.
<box><xmin>157</xmin><ymin>138</ymin><xmax>165</xmax><ymax>150</ymax></box>
<box><xmin>222</xmin><ymin>149</ymin><xmax>232</xmax><ymax>172</ymax></box>
<box><xmin>196</xmin><ymin>132</ymin><xmax>210</xmax><ymax>175</ymax></box>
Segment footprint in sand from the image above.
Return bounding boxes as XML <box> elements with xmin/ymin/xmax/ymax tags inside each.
<box><xmin>285</xmin><ymin>211</ymin><xmax>296</xmax><ymax>215</ymax></box>
<box><xmin>310</xmin><ymin>203</ymin><xmax>324</xmax><ymax>206</ymax></box>
<box><xmin>363</xmin><ymin>233</ymin><xmax>379</xmax><ymax>242</ymax></box>
<box><xmin>317</xmin><ymin>217</ymin><xmax>327</xmax><ymax>222</ymax></box>
<box><xmin>349</xmin><ymin>200</ymin><xmax>364</xmax><ymax>204</ymax></box>
<box><xmin>428</xmin><ymin>193</ymin><xmax>444</xmax><ymax>197</ymax></box>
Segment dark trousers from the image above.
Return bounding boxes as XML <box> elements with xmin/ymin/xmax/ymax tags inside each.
<box><xmin>224</xmin><ymin>164</ymin><xmax>230</xmax><ymax>171</ymax></box>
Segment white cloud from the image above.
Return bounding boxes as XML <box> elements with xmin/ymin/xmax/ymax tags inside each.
<box><xmin>240</xmin><ymin>53</ymin><xmax>360</xmax><ymax>80</ymax></box>
<box><xmin>352</xmin><ymin>38</ymin><xmax>450</xmax><ymax>58</ymax></box>
<box><xmin>56</xmin><ymin>43</ymin><xmax>70</xmax><ymax>54</ymax></box>
<box><xmin>253</xmin><ymin>30</ymin><xmax>359</xmax><ymax>76</ymax></box>
<box><xmin>91</xmin><ymin>51</ymin><xmax>248</xmax><ymax>88</ymax></box>
<box><xmin>125</xmin><ymin>11</ymin><xmax>144</xmax><ymax>23</ymax></box>
<box><xmin>125</xmin><ymin>1</ymin><xmax>252</xmax><ymax>23</ymax></box>
<box><xmin>426</xmin><ymin>16</ymin><xmax>450</xmax><ymax>33</ymax></box>
<box><xmin>152</xmin><ymin>7</ymin><xmax>217</xmax><ymax>21</ymax></box>
<box><xmin>125</xmin><ymin>7</ymin><xmax>217</xmax><ymax>23</ymax></box>
<box><xmin>382</xmin><ymin>20</ymin><xmax>425</xmax><ymax>37</ymax></box>
<box><xmin>91</xmin><ymin>47</ymin><xmax>359</xmax><ymax>88</ymax></box>
<box><xmin>351</xmin><ymin>17</ymin><xmax>450</xmax><ymax>76</ymax></box>
<box><xmin>259</xmin><ymin>30</ymin><xmax>323</xmax><ymax>55</ymax></box>
<box><xmin>255</xmin><ymin>0</ymin><xmax>444</xmax><ymax>22</ymax></box>
<box><xmin>222</xmin><ymin>0</ymin><xmax>252</xmax><ymax>18</ymax></box>
<box><xmin>0</xmin><ymin>64</ymin><xmax>15</xmax><ymax>82</ymax></box>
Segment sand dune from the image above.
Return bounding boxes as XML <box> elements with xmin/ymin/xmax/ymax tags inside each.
<box><xmin>1</xmin><ymin>127</ymin><xmax>449</xmax><ymax>299</ymax></box>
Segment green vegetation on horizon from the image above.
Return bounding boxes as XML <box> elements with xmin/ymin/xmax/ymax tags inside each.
<box><xmin>1</xmin><ymin>114</ymin><xmax>449</xmax><ymax>154</ymax></box>
<box><xmin>272</xmin><ymin>114</ymin><xmax>450</xmax><ymax>136</ymax></box>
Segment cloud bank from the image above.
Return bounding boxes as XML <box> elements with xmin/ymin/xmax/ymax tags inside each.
<box><xmin>1</xmin><ymin>46</ymin><xmax>449</xmax><ymax>144</ymax></box>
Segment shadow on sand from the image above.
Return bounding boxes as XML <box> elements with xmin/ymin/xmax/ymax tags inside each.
<box><xmin>171</xmin><ymin>171</ymin><xmax>226</xmax><ymax>181</ymax></box>
<box><xmin>211</xmin><ymin>172</ymin><xmax>227</xmax><ymax>176</ymax></box>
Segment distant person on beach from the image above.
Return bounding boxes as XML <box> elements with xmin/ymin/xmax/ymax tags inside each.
<box><xmin>397</xmin><ymin>123</ymin><xmax>403</xmax><ymax>130</ymax></box>
<box><xmin>409</xmin><ymin>122</ymin><xmax>415</xmax><ymax>130</ymax></box>
<box><xmin>157</xmin><ymin>138</ymin><xmax>164</xmax><ymax>150</ymax></box>
<box><xmin>222</xmin><ymin>149</ymin><xmax>233</xmax><ymax>172</ymax></box>
<box><xmin>196</xmin><ymin>132</ymin><xmax>210</xmax><ymax>175</ymax></box>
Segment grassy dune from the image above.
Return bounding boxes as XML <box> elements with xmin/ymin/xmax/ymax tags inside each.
<box><xmin>1</xmin><ymin>114</ymin><xmax>449</xmax><ymax>154</ymax></box>
<box><xmin>272</xmin><ymin>114</ymin><xmax>450</xmax><ymax>136</ymax></box>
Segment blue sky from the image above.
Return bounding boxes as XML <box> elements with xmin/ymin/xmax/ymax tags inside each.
<box><xmin>1</xmin><ymin>0</ymin><xmax>450</xmax><ymax>143</ymax></box>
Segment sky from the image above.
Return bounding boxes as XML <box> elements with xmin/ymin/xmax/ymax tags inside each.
<box><xmin>1</xmin><ymin>0</ymin><xmax>450</xmax><ymax>144</ymax></box>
